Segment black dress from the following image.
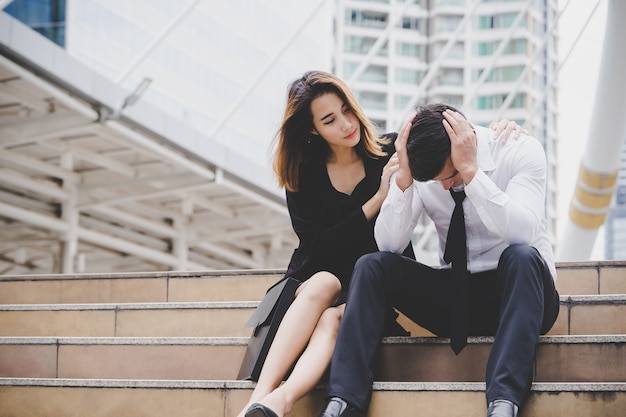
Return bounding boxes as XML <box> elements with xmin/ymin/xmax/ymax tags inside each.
<box><xmin>284</xmin><ymin>134</ymin><xmax>414</xmax><ymax>298</ymax></box>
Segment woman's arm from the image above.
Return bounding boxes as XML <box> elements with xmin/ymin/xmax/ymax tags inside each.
<box><xmin>287</xmin><ymin>188</ymin><xmax>374</xmax><ymax>262</ymax></box>
<box><xmin>362</xmin><ymin>152</ymin><xmax>399</xmax><ymax>220</ymax></box>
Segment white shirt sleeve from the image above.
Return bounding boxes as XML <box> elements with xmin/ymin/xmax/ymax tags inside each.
<box><xmin>374</xmin><ymin>173</ymin><xmax>423</xmax><ymax>253</ymax></box>
<box><xmin>464</xmin><ymin>137</ymin><xmax>547</xmax><ymax>245</ymax></box>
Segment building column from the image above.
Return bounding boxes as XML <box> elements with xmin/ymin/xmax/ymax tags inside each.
<box><xmin>60</xmin><ymin>152</ymin><xmax>78</xmax><ymax>274</ymax></box>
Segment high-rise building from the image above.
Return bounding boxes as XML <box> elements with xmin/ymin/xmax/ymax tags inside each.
<box><xmin>334</xmin><ymin>0</ymin><xmax>559</xmax><ymax>263</ymax></box>
<box><xmin>605</xmin><ymin>139</ymin><xmax>626</xmax><ymax>259</ymax></box>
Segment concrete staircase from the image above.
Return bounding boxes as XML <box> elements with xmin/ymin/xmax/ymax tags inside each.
<box><xmin>0</xmin><ymin>263</ymin><xmax>625</xmax><ymax>416</ymax></box>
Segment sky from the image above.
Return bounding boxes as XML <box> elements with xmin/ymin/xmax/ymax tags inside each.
<box><xmin>556</xmin><ymin>0</ymin><xmax>608</xmax><ymax>259</ymax></box>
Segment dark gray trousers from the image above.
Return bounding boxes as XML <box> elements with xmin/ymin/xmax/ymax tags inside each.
<box><xmin>326</xmin><ymin>244</ymin><xmax>560</xmax><ymax>411</ymax></box>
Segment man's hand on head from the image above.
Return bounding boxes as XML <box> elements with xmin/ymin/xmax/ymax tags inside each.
<box><xmin>394</xmin><ymin>113</ymin><xmax>416</xmax><ymax>191</ymax></box>
<box><xmin>442</xmin><ymin>109</ymin><xmax>478</xmax><ymax>185</ymax></box>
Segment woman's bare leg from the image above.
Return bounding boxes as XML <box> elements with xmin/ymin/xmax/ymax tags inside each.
<box><xmin>237</xmin><ymin>272</ymin><xmax>341</xmax><ymax>417</ymax></box>
<box><xmin>255</xmin><ymin>303</ymin><xmax>345</xmax><ymax>416</ymax></box>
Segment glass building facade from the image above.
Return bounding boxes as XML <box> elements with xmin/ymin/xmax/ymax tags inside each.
<box><xmin>5</xmin><ymin>0</ymin><xmax>66</xmax><ymax>47</ymax></box>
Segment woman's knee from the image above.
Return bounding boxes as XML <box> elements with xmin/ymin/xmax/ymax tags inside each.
<box><xmin>298</xmin><ymin>271</ymin><xmax>342</xmax><ymax>305</ymax></box>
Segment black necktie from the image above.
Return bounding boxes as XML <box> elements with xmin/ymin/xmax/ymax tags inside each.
<box><xmin>444</xmin><ymin>188</ymin><xmax>468</xmax><ymax>355</ymax></box>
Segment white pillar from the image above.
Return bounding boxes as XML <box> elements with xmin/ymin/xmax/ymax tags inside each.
<box><xmin>557</xmin><ymin>0</ymin><xmax>626</xmax><ymax>261</ymax></box>
<box><xmin>60</xmin><ymin>152</ymin><xmax>79</xmax><ymax>274</ymax></box>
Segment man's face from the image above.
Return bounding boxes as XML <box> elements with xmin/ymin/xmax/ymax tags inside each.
<box><xmin>431</xmin><ymin>156</ymin><xmax>462</xmax><ymax>190</ymax></box>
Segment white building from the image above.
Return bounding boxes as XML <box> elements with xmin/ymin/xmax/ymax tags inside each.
<box><xmin>64</xmin><ymin>0</ymin><xmax>334</xmax><ymax>174</ymax></box>
<box><xmin>334</xmin><ymin>0</ymin><xmax>559</xmax><ymax>263</ymax></box>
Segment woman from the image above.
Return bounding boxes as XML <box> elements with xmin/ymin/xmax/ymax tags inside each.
<box><xmin>240</xmin><ymin>71</ymin><xmax>521</xmax><ymax>417</ymax></box>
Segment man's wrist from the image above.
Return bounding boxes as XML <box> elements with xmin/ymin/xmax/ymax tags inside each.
<box><xmin>461</xmin><ymin>165</ymin><xmax>478</xmax><ymax>185</ymax></box>
<box><xmin>395</xmin><ymin>172</ymin><xmax>413</xmax><ymax>191</ymax></box>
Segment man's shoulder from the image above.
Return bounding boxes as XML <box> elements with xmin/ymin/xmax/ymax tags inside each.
<box><xmin>475</xmin><ymin>125</ymin><xmax>544</xmax><ymax>154</ymax></box>
<box><xmin>504</xmin><ymin>133</ymin><xmax>545</xmax><ymax>155</ymax></box>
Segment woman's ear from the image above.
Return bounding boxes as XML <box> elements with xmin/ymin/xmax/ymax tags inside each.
<box><xmin>310</xmin><ymin>129</ymin><xmax>319</xmax><ymax>136</ymax></box>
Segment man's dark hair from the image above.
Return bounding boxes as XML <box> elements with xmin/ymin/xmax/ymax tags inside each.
<box><xmin>407</xmin><ymin>103</ymin><xmax>466</xmax><ymax>181</ymax></box>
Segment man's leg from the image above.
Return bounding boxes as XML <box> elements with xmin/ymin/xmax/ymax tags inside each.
<box><xmin>486</xmin><ymin>245</ymin><xmax>560</xmax><ymax>409</ymax></box>
<box><xmin>324</xmin><ymin>251</ymin><xmax>446</xmax><ymax>413</ymax></box>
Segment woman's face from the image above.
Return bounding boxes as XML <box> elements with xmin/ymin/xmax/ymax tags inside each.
<box><xmin>310</xmin><ymin>92</ymin><xmax>360</xmax><ymax>150</ymax></box>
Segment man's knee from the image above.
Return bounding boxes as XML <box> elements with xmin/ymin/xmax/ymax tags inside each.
<box><xmin>498</xmin><ymin>244</ymin><xmax>548</xmax><ymax>290</ymax></box>
<box><xmin>352</xmin><ymin>251</ymin><xmax>404</xmax><ymax>293</ymax></box>
<box><xmin>499</xmin><ymin>244</ymin><xmax>542</xmax><ymax>268</ymax></box>
<box><xmin>354</xmin><ymin>251</ymin><xmax>399</xmax><ymax>273</ymax></box>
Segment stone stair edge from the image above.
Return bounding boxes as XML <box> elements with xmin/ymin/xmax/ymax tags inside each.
<box><xmin>556</xmin><ymin>260</ymin><xmax>626</xmax><ymax>269</ymax></box>
<box><xmin>1</xmin><ymin>293</ymin><xmax>624</xmax><ymax>311</ymax></box>
<box><xmin>1</xmin><ymin>334</ymin><xmax>624</xmax><ymax>345</ymax></box>
<box><xmin>0</xmin><ymin>269</ymin><xmax>286</xmax><ymax>282</ymax></box>
<box><xmin>0</xmin><ymin>301</ymin><xmax>260</xmax><ymax>311</ymax></box>
<box><xmin>562</xmin><ymin>294</ymin><xmax>626</xmax><ymax>304</ymax></box>
<box><xmin>0</xmin><ymin>378</ymin><xmax>624</xmax><ymax>393</ymax></box>
<box><xmin>0</xmin><ymin>260</ymin><xmax>625</xmax><ymax>282</ymax></box>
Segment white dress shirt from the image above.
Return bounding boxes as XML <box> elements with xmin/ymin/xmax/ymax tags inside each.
<box><xmin>375</xmin><ymin>125</ymin><xmax>556</xmax><ymax>280</ymax></box>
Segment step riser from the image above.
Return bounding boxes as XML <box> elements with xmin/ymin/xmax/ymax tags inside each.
<box><xmin>0</xmin><ymin>385</ymin><xmax>624</xmax><ymax>417</ymax></box>
<box><xmin>1</xmin><ymin>340</ymin><xmax>623</xmax><ymax>383</ymax></box>
<box><xmin>0</xmin><ymin>308</ymin><xmax>256</xmax><ymax>337</ymax></box>
<box><xmin>375</xmin><ymin>341</ymin><xmax>626</xmax><ymax>383</ymax></box>
<box><xmin>555</xmin><ymin>264</ymin><xmax>626</xmax><ymax>295</ymax></box>
<box><xmin>0</xmin><ymin>274</ymin><xmax>280</xmax><ymax>304</ymax></box>
<box><xmin>0</xmin><ymin>343</ymin><xmax>245</xmax><ymax>380</ymax></box>
<box><xmin>0</xmin><ymin>265</ymin><xmax>624</xmax><ymax>305</ymax></box>
<box><xmin>2</xmin><ymin>300</ymin><xmax>625</xmax><ymax>337</ymax></box>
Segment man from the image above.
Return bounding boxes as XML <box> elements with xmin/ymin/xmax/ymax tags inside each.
<box><xmin>317</xmin><ymin>103</ymin><xmax>560</xmax><ymax>417</ymax></box>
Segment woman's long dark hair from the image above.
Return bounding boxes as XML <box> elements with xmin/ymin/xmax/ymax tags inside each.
<box><xmin>272</xmin><ymin>70</ymin><xmax>387</xmax><ymax>192</ymax></box>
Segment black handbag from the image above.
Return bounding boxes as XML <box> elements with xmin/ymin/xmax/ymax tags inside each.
<box><xmin>237</xmin><ymin>277</ymin><xmax>300</xmax><ymax>381</ymax></box>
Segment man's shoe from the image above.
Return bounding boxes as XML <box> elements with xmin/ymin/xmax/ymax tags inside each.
<box><xmin>487</xmin><ymin>399</ymin><xmax>518</xmax><ymax>417</ymax></box>
<box><xmin>317</xmin><ymin>397</ymin><xmax>365</xmax><ymax>417</ymax></box>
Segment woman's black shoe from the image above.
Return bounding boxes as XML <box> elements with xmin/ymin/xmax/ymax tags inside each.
<box><xmin>245</xmin><ymin>403</ymin><xmax>279</xmax><ymax>417</ymax></box>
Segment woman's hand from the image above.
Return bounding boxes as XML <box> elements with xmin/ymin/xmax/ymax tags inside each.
<box><xmin>489</xmin><ymin>119</ymin><xmax>529</xmax><ymax>144</ymax></box>
<box><xmin>363</xmin><ymin>151</ymin><xmax>400</xmax><ymax>221</ymax></box>
<box><xmin>378</xmin><ymin>152</ymin><xmax>399</xmax><ymax>197</ymax></box>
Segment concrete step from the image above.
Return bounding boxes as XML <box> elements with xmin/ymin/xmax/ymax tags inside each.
<box><xmin>1</xmin><ymin>294</ymin><xmax>625</xmax><ymax>338</ymax></box>
<box><xmin>1</xmin><ymin>335</ymin><xmax>624</xmax><ymax>383</ymax></box>
<box><xmin>0</xmin><ymin>270</ymin><xmax>283</xmax><ymax>304</ymax></box>
<box><xmin>0</xmin><ymin>301</ymin><xmax>258</xmax><ymax>337</ymax></box>
<box><xmin>0</xmin><ymin>263</ymin><xmax>623</xmax><ymax>416</ymax></box>
<box><xmin>0</xmin><ymin>261</ymin><xmax>624</xmax><ymax>305</ymax></box>
<box><xmin>0</xmin><ymin>378</ymin><xmax>624</xmax><ymax>417</ymax></box>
